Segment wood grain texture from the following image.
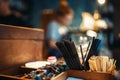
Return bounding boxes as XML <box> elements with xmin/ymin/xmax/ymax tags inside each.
<box><xmin>0</xmin><ymin>24</ymin><xmax>44</xmax><ymax>75</ymax></box>
<box><xmin>52</xmin><ymin>72</ymin><xmax>67</xmax><ymax>80</ymax></box>
<box><xmin>53</xmin><ymin>70</ymin><xmax>115</xmax><ymax>80</ymax></box>
<box><xmin>67</xmin><ymin>70</ymin><xmax>115</xmax><ymax>80</ymax></box>
<box><xmin>0</xmin><ymin>24</ymin><xmax>44</xmax><ymax>40</ymax></box>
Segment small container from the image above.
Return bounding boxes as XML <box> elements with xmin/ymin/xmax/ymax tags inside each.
<box><xmin>47</xmin><ymin>56</ymin><xmax>57</xmax><ymax>64</ymax></box>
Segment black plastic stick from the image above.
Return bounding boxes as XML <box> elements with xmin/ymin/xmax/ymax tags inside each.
<box><xmin>63</xmin><ymin>40</ymin><xmax>78</xmax><ymax>69</ymax></box>
<box><xmin>80</xmin><ymin>45</ymin><xmax>84</xmax><ymax>65</ymax></box>
<box><xmin>70</xmin><ymin>41</ymin><xmax>82</xmax><ymax>70</ymax></box>
<box><xmin>56</xmin><ymin>42</ymin><xmax>73</xmax><ymax>69</ymax></box>
<box><xmin>84</xmin><ymin>41</ymin><xmax>91</xmax><ymax>61</ymax></box>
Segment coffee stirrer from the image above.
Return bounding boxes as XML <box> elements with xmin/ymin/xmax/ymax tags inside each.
<box><xmin>63</xmin><ymin>40</ymin><xmax>80</xmax><ymax>69</ymax></box>
<box><xmin>56</xmin><ymin>40</ymin><xmax>82</xmax><ymax>70</ymax></box>
<box><xmin>80</xmin><ymin>45</ymin><xmax>84</xmax><ymax>65</ymax></box>
<box><xmin>56</xmin><ymin>42</ymin><xmax>73</xmax><ymax>69</ymax></box>
<box><xmin>56</xmin><ymin>37</ymin><xmax>100</xmax><ymax>70</ymax></box>
<box><xmin>85</xmin><ymin>37</ymin><xmax>101</xmax><ymax>70</ymax></box>
<box><xmin>93</xmin><ymin>39</ymin><xmax>101</xmax><ymax>56</ymax></box>
<box><xmin>69</xmin><ymin>41</ymin><xmax>82</xmax><ymax>70</ymax></box>
<box><xmin>84</xmin><ymin>41</ymin><xmax>91</xmax><ymax>62</ymax></box>
<box><xmin>79</xmin><ymin>41</ymin><xmax>91</xmax><ymax>70</ymax></box>
<box><xmin>63</xmin><ymin>39</ymin><xmax>82</xmax><ymax>70</ymax></box>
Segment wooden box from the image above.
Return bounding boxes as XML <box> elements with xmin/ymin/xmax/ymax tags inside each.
<box><xmin>52</xmin><ymin>70</ymin><xmax>115</xmax><ymax>80</ymax></box>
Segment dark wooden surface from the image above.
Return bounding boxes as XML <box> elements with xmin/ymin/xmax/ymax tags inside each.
<box><xmin>67</xmin><ymin>70</ymin><xmax>115</xmax><ymax>80</ymax></box>
<box><xmin>0</xmin><ymin>24</ymin><xmax>44</xmax><ymax>40</ymax></box>
<box><xmin>0</xmin><ymin>24</ymin><xmax>44</xmax><ymax>75</ymax></box>
<box><xmin>53</xmin><ymin>70</ymin><xmax>115</xmax><ymax>80</ymax></box>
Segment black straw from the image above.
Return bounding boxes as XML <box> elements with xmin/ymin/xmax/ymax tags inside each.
<box><xmin>56</xmin><ymin>37</ymin><xmax>101</xmax><ymax>70</ymax></box>
<box><xmin>84</xmin><ymin>41</ymin><xmax>91</xmax><ymax>61</ymax></box>
<box><xmin>80</xmin><ymin>45</ymin><xmax>84</xmax><ymax>65</ymax></box>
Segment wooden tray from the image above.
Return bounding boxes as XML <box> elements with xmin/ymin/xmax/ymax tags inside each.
<box><xmin>52</xmin><ymin>70</ymin><xmax>115</xmax><ymax>80</ymax></box>
<box><xmin>0</xmin><ymin>70</ymin><xmax>115</xmax><ymax>80</ymax></box>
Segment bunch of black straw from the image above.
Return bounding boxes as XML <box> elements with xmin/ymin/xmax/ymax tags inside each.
<box><xmin>56</xmin><ymin>37</ymin><xmax>101</xmax><ymax>70</ymax></box>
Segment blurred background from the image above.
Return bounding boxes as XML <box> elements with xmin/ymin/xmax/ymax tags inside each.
<box><xmin>1</xmin><ymin>0</ymin><xmax>120</xmax><ymax>69</ymax></box>
<box><xmin>8</xmin><ymin>0</ymin><xmax>114</xmax><ymax>28</ymax></box>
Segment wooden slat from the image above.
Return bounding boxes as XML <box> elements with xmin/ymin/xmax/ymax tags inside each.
<box><xmin>0</xmin><ymin>24</ymin><xmax>44</xmax><ymax>40</ymax></box>
<box><xmin>0</xmin><ymin>74</ymin><xmax>32</xmax><ymax>80</ymax></box>
<box><xmin>0</xmin><ymin>74</ymin><xmax>22</xmax><ymax>80</ymax></box>
<box><xmin>52</xmin><ymin>72</ymin><xmax>67</xmax><ymax>80</ymax></box>
<box><xmin>67</xmin><ymin>70</ymin><xmax>115</xmax><ymax>80</ymax></box>
<box><xmin>53</xmin><ymin>70</ymin><xmax>115</xmax><ymax>80</ymax></box>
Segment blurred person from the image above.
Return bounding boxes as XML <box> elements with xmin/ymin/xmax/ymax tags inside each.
<box><xmin>46</xmin><ymin>4</ymin><xmax>74</xmax><ymax>58</ymax></box>
<box><xmin>0</xmin><ymin>0</ymin><xmax>29</xmax><ymax>27</ymax></box>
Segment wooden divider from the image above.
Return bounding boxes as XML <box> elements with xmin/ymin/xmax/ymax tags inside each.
<box><xmin>0</xmin><ymin>24</ymin><xmax>44</xmax><ymax>76</ymax></box>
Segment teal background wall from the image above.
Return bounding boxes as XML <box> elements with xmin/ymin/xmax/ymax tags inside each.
<box><xmin>31</xmin><ymin>0</ymin><xmax>96</xmax><ymax>28</ymax></box>
<box><xmin>10</xmin><ymin>0</ymin><xmax>96</xmax><ymax>28</ymax></box>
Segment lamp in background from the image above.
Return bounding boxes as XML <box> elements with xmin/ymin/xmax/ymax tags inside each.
<box><xmin>94</xmin><ymin>19</ymin><xmax>108</xmax><ymax>29</ymax></box>
<box><xmin>93</xmin><ymin>10</ymin><xmax>101</xmax><ymax>20</ymax></box>
<box><xmin>80</xmin><ymin>12</ymin><xmax>95</xmax><ymax>31</ymax></box>
<box><xmin>80</xmin><ymin>11</ymin><xmax>108</xmax><ymax>32</ymax></box>
<box><xmin>97</xmin><ymin>0</ymin><xmax>106</xmax><ymax>5</ymax></box>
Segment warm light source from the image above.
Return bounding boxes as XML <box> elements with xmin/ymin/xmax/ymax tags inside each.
<box><xmin>80</xmin><ymin>12</ymin><xmax>95</xmax><ymax>31</ymax></box>
<box><xmin>93</xmin><ymin>10</ymin><xmax>101</xmax><ymax>20</ymax></box>
<box><xmin>118</xmin><ymin>33</ymin><xmax>120</xmax><ymax>38</ymax></box>
<box><xmin>86</xmin><ymin>30</ymin><xmax>97</xmax><ymax>37</ymax></box>
<box><xmin>95</xmin><ymin>19</ymin><xmax>108</xmax><ymax>29</ymax></box>
<box><xmin>97</xmin><ymin>0</ymin><xmax>106</xmax><ymax>5</ymax></box>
